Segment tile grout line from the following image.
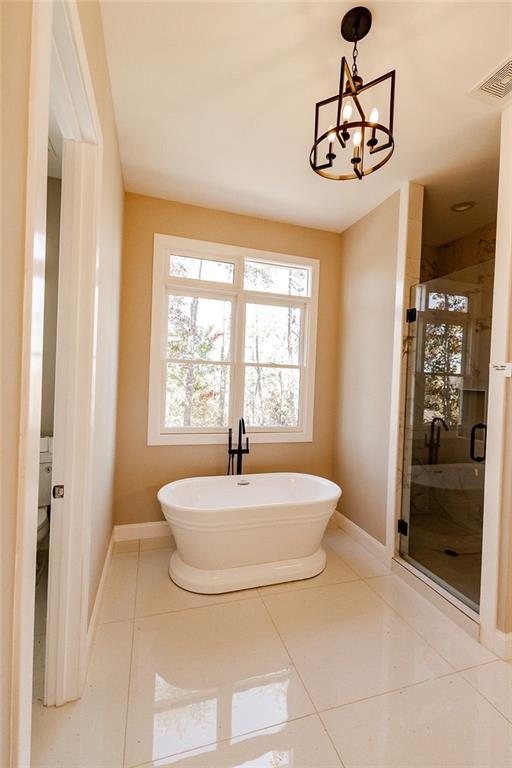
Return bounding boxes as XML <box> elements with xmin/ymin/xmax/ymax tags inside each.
<box><xmin>316</xmin><ymin>668</ymin><xmax>462</xmax><ymax>718</ymax></box>
<box><xmin>317</xmin><ymin>715</ymin><xmax>348</xmax><ymax>768</ymax></box>
<box><xmin>130</xmin><ymin>544</ymin><xmax>363</xmax><ymax>622</ymax></box>
<box><xmin>259</xmin><ymin>594</ymin><xmax>346</xmax><ymax>768</ymax></box>
<box><xmin>259</xmin><ymin>577</ymin><xmax>477</xmax><ymax>726</ymax></box>
<box><xmin>124</xmin><ymin>712</ymin><xmax>343</xmax><ymax>768</ymax></box>
<box><xmin>259</xmin><ymin>594</ymin><xmax>316</xmax><ymax>713</ymax></box>
<box><xmin>362</xmin><ymin>576</ymin><xmax>462</xmax><ymax>673</ymax></box>
<box><xmin>122</xmin><ymin>541</ymin><xmax>141</xmax><ymax>768</ymax></box>
<box><xmin>362</xmin><ymin>575</ymin><xmax>499</xmax><ymax>673</ymax></box>
<box><xmin>457</xmin><ymin>665</ymin><xmax>512</xmax><ymax>729</ymax></box>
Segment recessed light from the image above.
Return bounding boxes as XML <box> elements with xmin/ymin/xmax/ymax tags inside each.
<box><xmin>450</xmin><ymin>201</ymin><xmax>476</xmax><ymax>213</ymax></box>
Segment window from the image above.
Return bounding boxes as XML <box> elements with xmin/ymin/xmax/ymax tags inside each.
<box><xmin>148</xmin><ymin>235</ymin><xmax>319</xmax><ymax>445</ymax></box>
<box><xmin>427</xmin><ymin>291</ymin><xmax>469</xmax><ymax>313</ymax></box>
<box><xmin>420</xmin><ymin>292</ymin><xmax>470</xmax><ymax>425</ymax></box>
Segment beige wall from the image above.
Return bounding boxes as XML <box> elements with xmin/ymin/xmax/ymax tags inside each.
<box><xmin>114</xmin><ymin>193</ymin><xmax>341</xmax><ymax>524</ymax></box>
<box><xmin>41</xmin><ymin>177</ymin><xmax>61</xmax><ymax>437</ymax></box>
<box><xmin>77</xmin><ymin>0</ymin><xmax>125</xmax><ymax>619</ymax></box>
<box><xmin>333</xmin><ymin>192</ymin><xmax>400</xmax><ymax>544</ymax></box>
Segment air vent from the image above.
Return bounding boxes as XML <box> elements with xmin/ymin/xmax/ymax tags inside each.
<box><xmin>481</xmin><ymin>60</ymin><xmax>512</xmax><ymax>99</ymax></box>
<box><xmin>471</xmin><ymin>57</ymin><xmax>512</xmax><ymax>105</ymax></box>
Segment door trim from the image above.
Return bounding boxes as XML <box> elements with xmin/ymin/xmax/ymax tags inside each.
<box><xmin>45</xmin><ymin>0</ymin><xmax>103</xmax><ymax>707</ymax></box>
<box><xmin>10</xmin><ymin>4</ymin><xmax>53</xmax><ymax>763</ymax></box>
<box><xmin>385</xmin><ymin>182</ymin><xmax>424</xmax><ymax>564</ymax></box>
<box><xmin>387</xmin><ymin>110</ymin><xmax>512</xmax><ymax>656</ymax></box>
<box><xmin>12</xmin><ymin>0</ymin><xmax>103</xmax><ymax>757</ymax></box>
<box><xmin>479</xmin><ymin>105</ymin><xmax>512</xmax><ymax>650</ymax></box>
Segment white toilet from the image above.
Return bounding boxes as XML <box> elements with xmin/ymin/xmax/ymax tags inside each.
<box><xmin>38</xmin><ymin>437</ymin><xmax>52</xmax><ymax>546</ymax></box>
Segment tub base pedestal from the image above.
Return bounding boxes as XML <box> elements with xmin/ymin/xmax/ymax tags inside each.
<box><xmin>169</xmin><ymin>547</ymin><xmax>327</xmax><ymax>594</ymax></box>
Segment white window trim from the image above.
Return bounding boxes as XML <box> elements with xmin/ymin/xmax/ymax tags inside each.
<box><xmin>148</xmin><ymin>234</ymin><xmax>319</xmax><ymax>445</ymax></box>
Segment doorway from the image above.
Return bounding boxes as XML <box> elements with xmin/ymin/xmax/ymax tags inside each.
<box><xmin>397</xmin><ymin>154</ymin><xmax>500</xmax><ymax>612</ymax></box>
<box><xmin>400</xmin><ymin>247</ymin><xmax>496</xmax><ymax>612</ymax></box>
<box><xmin>33</xmin><ymin>115</ymin><xmax>63</xmax><ymax>703</ymax></box>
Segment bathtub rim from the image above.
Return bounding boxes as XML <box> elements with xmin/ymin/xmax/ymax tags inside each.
<box><xmin>157</xmin><ymin>471</ymin><xmax>342</xmax><ymax>515</ymax></box>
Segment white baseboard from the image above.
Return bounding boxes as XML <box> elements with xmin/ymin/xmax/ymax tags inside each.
<box><xmin>494</xmin><ymin>629</ymin><xmax>512</xmax><ymax>660</ymax></box>
<box><xmin>332</xmin><ymin>511</ymin><xmax>390</xmax><ymax>566</ymax></box>
<box><xmin>114</xmin><ymin>520</ymin><xmax>170</xmax><ymax>541</ymax></box>
<box><xmin>85</xmin><ymin>530</ymin><xmax>114</xmax><ymax>674</ymax></box>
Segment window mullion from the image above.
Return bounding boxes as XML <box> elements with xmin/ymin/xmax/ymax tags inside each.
<box><xmin>244</xmin><ymin>362</ymin><xmax>301</xmax><ymax>371</ymax></box>
<box><xmin>167</xmin><ymin>357</ymin><xmax>232</xmax><ymax>366</ymax></box>
<box><xmin>231</xmin><ymin>293</ymin><xmax>246</xmax><ymax>427</ymax></box>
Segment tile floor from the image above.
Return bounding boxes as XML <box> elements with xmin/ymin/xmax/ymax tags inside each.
<box><xmin>31</xmin><ymin>529</ymin><xmax>512</xmax><ymax>768</ymax></box>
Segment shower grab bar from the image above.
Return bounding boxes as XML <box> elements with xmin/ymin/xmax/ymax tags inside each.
<box><xmin>470</xmin><ymin>423</ymin><xmax>487</xmax><ymax>463</ymax></box>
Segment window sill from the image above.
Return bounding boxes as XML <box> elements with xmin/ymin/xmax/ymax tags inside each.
<box><xmin>147</xmin><ymin>429</ymin><xmax>313</xmax><ymax>446</ymax></box>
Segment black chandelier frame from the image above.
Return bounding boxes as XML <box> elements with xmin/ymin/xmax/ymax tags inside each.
<box><xmin>310</xmin><ymin>46</ymin><xmax>396</xmax><ymax>180</ymax></box>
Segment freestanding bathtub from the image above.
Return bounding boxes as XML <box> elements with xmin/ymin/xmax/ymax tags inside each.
<box><xmin>157</xmin><ymin>472</ymin><xmax>342</xmax><ymax>594</ymax></box>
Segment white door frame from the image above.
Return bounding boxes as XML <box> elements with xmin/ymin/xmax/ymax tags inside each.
<box><xmin>479</xmin><ymin>105</ymin><xmax>512</xmax><ymax>652</ymax></box>
<box><xmin>386</xmin><ymin>113</ymin><xmax>512</xmax><ymax>656</ymax></box>
<box><xmin>12</xmin><ymin>0</ymin><xmax>102</xmax><ymax>757</ymax></box>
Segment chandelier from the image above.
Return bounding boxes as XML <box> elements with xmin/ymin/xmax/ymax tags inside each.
<box><xmin>310</xmin><ymin>6</ymin><xmax>396</xmax><ymax>181</ymax></box>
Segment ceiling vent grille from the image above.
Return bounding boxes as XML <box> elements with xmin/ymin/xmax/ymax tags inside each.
<box><xmin>471</xmin><ymin>57</ymin><xmax>512</xmax><ymax>105</ymax></box>
<box><xmin>480</xmin><ymin>60</ymin><xmax>512</xmax><ymax>99</ymax></box>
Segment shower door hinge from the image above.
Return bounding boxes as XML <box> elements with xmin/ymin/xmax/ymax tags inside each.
<box><xmin>406</xmin><ymin>308</ymin><xmax>417</xmax><ymax>323</ymax></box>
<box><xmin>397</xmin><ymin>518</ymin><xmax>408</xmax><ymax>536</ymax></box>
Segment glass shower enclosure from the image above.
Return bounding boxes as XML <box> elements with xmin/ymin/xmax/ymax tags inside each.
<box><xmin>399</xmin><ymin>258</ymin><xmax>495</xmax><ymax>612</ymax></box>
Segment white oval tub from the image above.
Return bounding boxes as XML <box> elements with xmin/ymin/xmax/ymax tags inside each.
<box><xmin>157</xmin><ymin>472</ymin><xmax>342</xmax><ymax>594</ymax></box>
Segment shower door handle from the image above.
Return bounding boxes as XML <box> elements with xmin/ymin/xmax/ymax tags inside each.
<box><xmin>470</xmin><ymin>423</ymin><xmax>486</xmax><ymax>463</ymax></box>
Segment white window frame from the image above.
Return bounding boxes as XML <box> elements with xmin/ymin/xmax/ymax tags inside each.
<box><xmin>148</xmin><ymin>234</ymin><xmax>319</xmax><ymax>445</ymax></box>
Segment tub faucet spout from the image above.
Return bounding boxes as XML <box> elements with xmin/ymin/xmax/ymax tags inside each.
<box><xmin>228</xmin><ymin>418</ymin><xmax>250</xmax><ymax>475</ymax></box>
<box><xmin>427</xmin><ymin>417</ymin><xmax>449</xmax><ymax>464</ymax></box>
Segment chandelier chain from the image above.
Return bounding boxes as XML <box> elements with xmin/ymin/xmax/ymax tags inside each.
<box><xmin>352</xmin><ymin>40</ymin><xmax>358</xmax><ymax>78</ymax></box>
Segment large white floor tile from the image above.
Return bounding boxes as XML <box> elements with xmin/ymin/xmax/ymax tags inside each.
<box><xmin>462</xmin><ymin>660</ymin><xmax>512</xmax><ymax>723</ymax></box>
<box><xmin>99</xmin><ymin>551</ymin><xmax>138</xmax><ymax>623</ymax></box>
<box><xmin>135</xmin><ymin>548</ymin><xmax>255</xmax><ymax>617</ymax></box>
<box><xmin>321</xmin><ymin>674</ymin><xmax>512</xmax><ymax>767</ymax></box>
<box><xmin>323</xmin><ymin>529</ymin><xmax>389</xmax><ymax>578</ymax></box>
<box><xmin>258</xmin><ymin>542</ymin><xmax>359</xmax><ymax>596</ymax></box>
<box><xmin>263</xmin><ymin>580</ymin><xmax>451</xmax><ymax>711</ymax></box>
<box><xmin>140</xmin><ymin>715</ymin><xmax>342</xmax><ymax>767</ymax></box>
<box><xmin>125</xmin><ymin>599</ymin><xmax>314</xmax><ymax>767</ymax></box>
<box><xmin>366</xmin><ymin>574</ymin><xmax>496</xmax><ymax>670</ymax></box>
<box><xmin>31</xmin><ymin>620</ymin><xmax>133</xmax><ymax>768</ymax></box>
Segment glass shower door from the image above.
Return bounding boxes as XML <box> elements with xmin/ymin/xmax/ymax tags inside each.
<box><xmin>399</xmin><ymin>261</ymin><xmax>494</xmax><ymax>612</ymax></box>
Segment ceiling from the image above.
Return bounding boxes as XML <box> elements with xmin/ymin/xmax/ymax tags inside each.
<box><xmin>100</xmin><ymin>2</ymin><xmax>511</xmax><ymax>233</ymax></box>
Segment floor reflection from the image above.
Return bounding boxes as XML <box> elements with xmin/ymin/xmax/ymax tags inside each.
<box><xmin>150</xmin><ymin>668</ymin><xmax>294</xmax><ymax>762</ymax></box>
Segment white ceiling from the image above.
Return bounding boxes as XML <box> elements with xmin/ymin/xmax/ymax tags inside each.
<box><xmin>100</xmin><ymin>2</ymin><xmax>511</xmax><ymax>233</ymax></box>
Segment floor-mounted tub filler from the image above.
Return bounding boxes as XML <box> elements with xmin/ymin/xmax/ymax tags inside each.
<box><xmin>157</xmin><ymin>473</ymin><xmax>342</xmax><ymax>593</ymax></box>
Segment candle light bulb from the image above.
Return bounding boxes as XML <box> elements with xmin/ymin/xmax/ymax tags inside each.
<box><xmin>327</xmin><ymin>124</ymin><xmax>336</xmax><ymax>142</ymax></box>
<box><xmin>342</xmin><ymin>103</ymin><xmax>353</xmax><ymax>122</ymax></box>
<box><xmin>369</xmin><ymin>107</ymin><xmax>379</xmax><ymax>124</ymax></box>
<box><xmin>353</xmin><ymin>130</ymin><xmax>362</xmax><ymax>147</ymax></box>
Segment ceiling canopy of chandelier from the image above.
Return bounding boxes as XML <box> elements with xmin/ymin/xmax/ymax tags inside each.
<box><xmin>310</xmin><ymin>6</ymin><xmax>396</xmax><ymax>181</ymax></box>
